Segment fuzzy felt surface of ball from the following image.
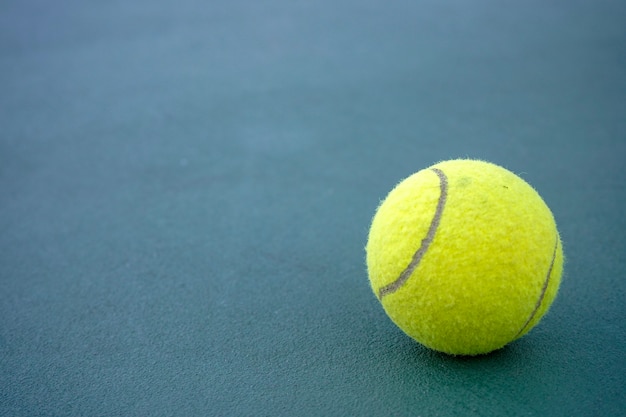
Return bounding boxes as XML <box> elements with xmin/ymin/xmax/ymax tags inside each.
<box><xmin>366</xmin><ymin>159</ymin><xmax>564</xmax><ymax>355</ymax></box>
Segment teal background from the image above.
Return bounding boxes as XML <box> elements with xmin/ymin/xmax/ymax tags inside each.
<box><xmin>1</xmin><ymin>1</ymin><xmax>625</xmax><ymax>416</ymax></box>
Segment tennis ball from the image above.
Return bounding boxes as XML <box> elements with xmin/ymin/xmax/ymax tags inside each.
<box><xmin>366</xmin><ymin>159</ymin><xmax>564</xmax><ymax>356</ymax></box>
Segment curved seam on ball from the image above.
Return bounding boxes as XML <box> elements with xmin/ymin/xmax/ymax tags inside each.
<box><xmin>514</xmin><ymin>236</ymin><xmax>559</xmax><ymax>338</ymax></box>
<box><xmin>378</xmin><ymin>168</ymin><xmax>448</xmax><ymax>299</ymax></box>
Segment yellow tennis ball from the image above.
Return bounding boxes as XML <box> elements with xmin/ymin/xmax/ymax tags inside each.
<box><xmin>366</xmin><ymin>159</ymin><xmax>564</xmax><ymax>355</ymax></box>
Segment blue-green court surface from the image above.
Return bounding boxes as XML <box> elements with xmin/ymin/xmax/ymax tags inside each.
<box><xmin>1</xmin><ymin>1</ymin><xmax>625</xmax><ymax>416</ymax></box>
